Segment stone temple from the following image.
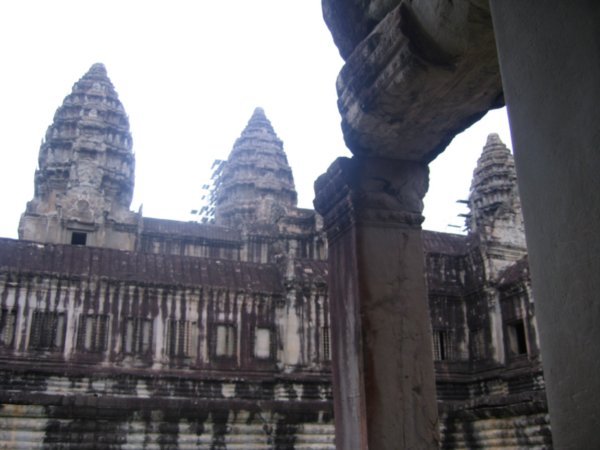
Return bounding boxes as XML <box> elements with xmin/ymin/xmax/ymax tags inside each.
<box><xmin>0</xmin><ymin>64</ymin><xmax>551</xmax><ymax>448</ymax></box>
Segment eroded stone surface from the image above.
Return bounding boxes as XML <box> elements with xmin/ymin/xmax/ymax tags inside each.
<box><xmin>318</xmin><ymin>2</ymin><xmax>553</xmax><ymax>445</ymax></box>
<box><xmin>328</xmin><ymin>1</ymin><xmax>503</xmax><ymax>161</ymax></box>
<box><xmin>321</xmin><ymin>0</ymin><xmax>400</xmax><ymax>60</ymax></box>
<box><xmin>323</xmin><ymin>0</ymin><xmax>491</xmax><ymax>61</ymax></box>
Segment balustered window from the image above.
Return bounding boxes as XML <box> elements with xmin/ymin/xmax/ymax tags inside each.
<box><xmin>29</xmin><ymin>310</ymin><xmax>66</xmax><ymax>351</ymax></box>
<box><xmin>77</xmin><ymin>314</ymin><xmax>110</xmax><ymax>353</ymax></box>
<box><xmin>123</xmin><ymin>317</ymin><xmax>153</xmax><ymax>355</ymax></box>
<box><xmin>254</xmin><ymin>327</ymin><xmax>272</xmax><ymax>359</ymax></box>
<box><xmin>0</xmin><ymin>308</ymin><xmax>16</xmax><ymax>348</ymax></box>
<box><xmin>166</xmin><ymin>319</ymin><xmax>198</xmax><ymax>358</ymax></box>
<box><xmin>433</xmin><ymin>329</ymin><xmax>457</xmax><ymax>361</ymax></box>
<box><xmin>215</xmin><ymin>323</ymin><xmax>236</xmax><ymax>358</ymax></box>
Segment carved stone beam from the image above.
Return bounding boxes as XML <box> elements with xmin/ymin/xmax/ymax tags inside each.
<box><xmin>314</xmin><ymin>156</ymin><xmax>439</xmax><ymax>449</ymax></box>
<box><xmin>334</xmin><ymin>0</ymin><xmax>503</xmax><ymax>162</ymax></box>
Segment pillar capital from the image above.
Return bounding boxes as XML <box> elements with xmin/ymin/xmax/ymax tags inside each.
<box><xmin>314</xmin><ymin>156</ymin><xmax>429</xmax><ymax>241</ymax></box>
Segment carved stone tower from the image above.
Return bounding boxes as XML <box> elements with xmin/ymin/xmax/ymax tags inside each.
<box><xmin>213</xmin><ymin>108</ymin><xmax>298</xmax><ymax>228</ymax></box>
<box><xmin>467</xmin><ymin>133</ymin><xmax>527</xmax><ymax>277</ymax></box>
<box><xmin>19</xmin><ymin>63</ymin><xmax>139</xmax><ymax>249</ymax></box>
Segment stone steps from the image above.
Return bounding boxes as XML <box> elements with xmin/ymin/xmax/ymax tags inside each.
<box><xmin>0</xmin><ymin>403</ymin><xmax>335</xmax><ymax>450</ymax></box>
<box><xmin>440</xmin><ymin>412</ymin><xmax>552</xmax><ymax>449</ymax></box>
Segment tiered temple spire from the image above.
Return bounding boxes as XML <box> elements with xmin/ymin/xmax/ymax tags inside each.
<box><xmin>465</xmin><ymin>133</ymin><xmax>527</xmax><ymax>278</ymax></box>
<box><xmin>213</xmin><ymin>107</ymin><xmax>298</xmax><ymax>227</ymax></box>
<box><xmin>19</xmin><ymin>63</ymin><xmax>137</xmax><ymax>246</ymax></box>
<box><xmin>466</xmin><ymin>133</ymin><xmax>523</xmax><ymax>237</ymax></box>
<box><xmin>35</xmin><ymin>63</ymin><xmax>135</xmax><ymax>209</ymax></box>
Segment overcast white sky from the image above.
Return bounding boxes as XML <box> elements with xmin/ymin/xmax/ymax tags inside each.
<box><xmin>0</xmin><ymin>1</ymin><xmax>512</xmax><ymax>239</ymax></box>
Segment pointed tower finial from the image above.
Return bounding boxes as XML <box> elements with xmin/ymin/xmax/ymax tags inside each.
<box><xmin>212</xmin><ymin>108</ymin><xmax>298</xmax><ymax>228</ymax></box>
<box><xmin>240</xmin><ymin>106</ymin><xmax>276</xmax><ymax>137</ymax></box>
<box><xmin>467</xmin><ymin>134</ymin><xmax>516</xmax><ymax>231</ymax></box>
<box><xmin>88</xmin><ymin>63</ymin><xmax>108</xmax><ymax>76</ymax></box>
<box><xmin>485</xmin><ymin>132</ymin><xmax>502</xmax><ymax>146</ymax></box>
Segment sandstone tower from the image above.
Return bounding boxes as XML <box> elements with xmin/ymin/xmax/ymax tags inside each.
<box><xmin>19</xmin><ymin>63</ymin><xmax>139</xmax><ymax>249</ymax></box>
<box><xmin>209</xmin><ymin>107</ymin><xmax>326</xmax><ymax>263</ymax></box>
<box><xmin>213</xmin><ymin>107</ymin><xmax>298</xmax><ymax>228</ymax></box>
<box><xmin>466</xmin><ymin>133</ymin><xmax>527</xmax><ymax>278</ymax></box>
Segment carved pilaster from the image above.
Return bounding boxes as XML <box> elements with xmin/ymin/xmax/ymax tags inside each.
<box><xmin>314</xmin><ymin>156</ymin><xmax>439</xmax><ymax>450</ymax></box>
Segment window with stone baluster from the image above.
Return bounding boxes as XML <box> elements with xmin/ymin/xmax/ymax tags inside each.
<box><xmin>166</xmin><ymin>319</ymin><xmax>198</xmax><ymax>359</ymax></box>
<box><xmin>76</xmin><ymin>314</ymin><xmax>110</xmax><ymax>353</ymax></box>
<box><xmin>123</xmin><ymin>317</ymin><xmax>153</xmax><ymax>356</ymax></box>
<box><xmin>0</xmin><ymin>308</ymin><xmax>17</xmax><ymax>348</ymax></box>
<box><xmin>29</xmin><ymin>310</ymin><xmax>66</xmax><ymax>352</ymax></box>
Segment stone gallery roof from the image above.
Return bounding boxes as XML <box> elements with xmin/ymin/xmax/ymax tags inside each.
<box><xmin>141</xmin><ymin>217</ymin><xmax>241</xmax><ymax>243</ymax></box>
<box><xmin>422</xmin><ymin>230</ymin><xmax>469</xmax><ymax>256</ymax></box>
<box><xmin>0</xmin><ymin>238</ymin><xmax>282</xmax><ymax>293</ymax></box>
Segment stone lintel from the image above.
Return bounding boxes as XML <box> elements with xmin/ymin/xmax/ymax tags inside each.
<box><xmin>336</xmin><ymin>1</ymin><xmax>503</xmax><ymax>162</ymax></box>
<box><xmin>314</xmin><ymin>156</ymin><xmax>439</xmax><ymax>449</ymax></box>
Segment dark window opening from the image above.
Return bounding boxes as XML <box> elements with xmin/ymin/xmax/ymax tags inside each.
<box><xmin>433</xmin><ymin>330</ymin><xmax>448</xmax><ymax>361</ymax></box>
<box><xmin>71</xmin><ymin>232</ymin><xmax>87</xmax><ymax>246</ymax></box>
<box><xmin>507</xmin><ymin>320</ymin><xmax>528</xmax><ymax>356</ymax></box>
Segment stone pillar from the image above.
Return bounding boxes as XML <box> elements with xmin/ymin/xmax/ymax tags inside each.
<box><xmin>314</xmin><ymin>156</ymin><xmax>439</xmax><ymax>450</ymax></box>
<box><xmin>490</xmin><ymin>2</ymin><xmax>600</xmax><ymax>448</ymax></box>
<box><xmin>486</xmin><ymin>288</ymin><xmax>506</xmax><ymax>365</ymax></box>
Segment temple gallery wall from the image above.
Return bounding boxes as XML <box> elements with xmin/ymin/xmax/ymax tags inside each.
<box><xmin>0</xmin><ymin>62</ymin><xmax>553</xmax><ymax>449</ymax></box>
